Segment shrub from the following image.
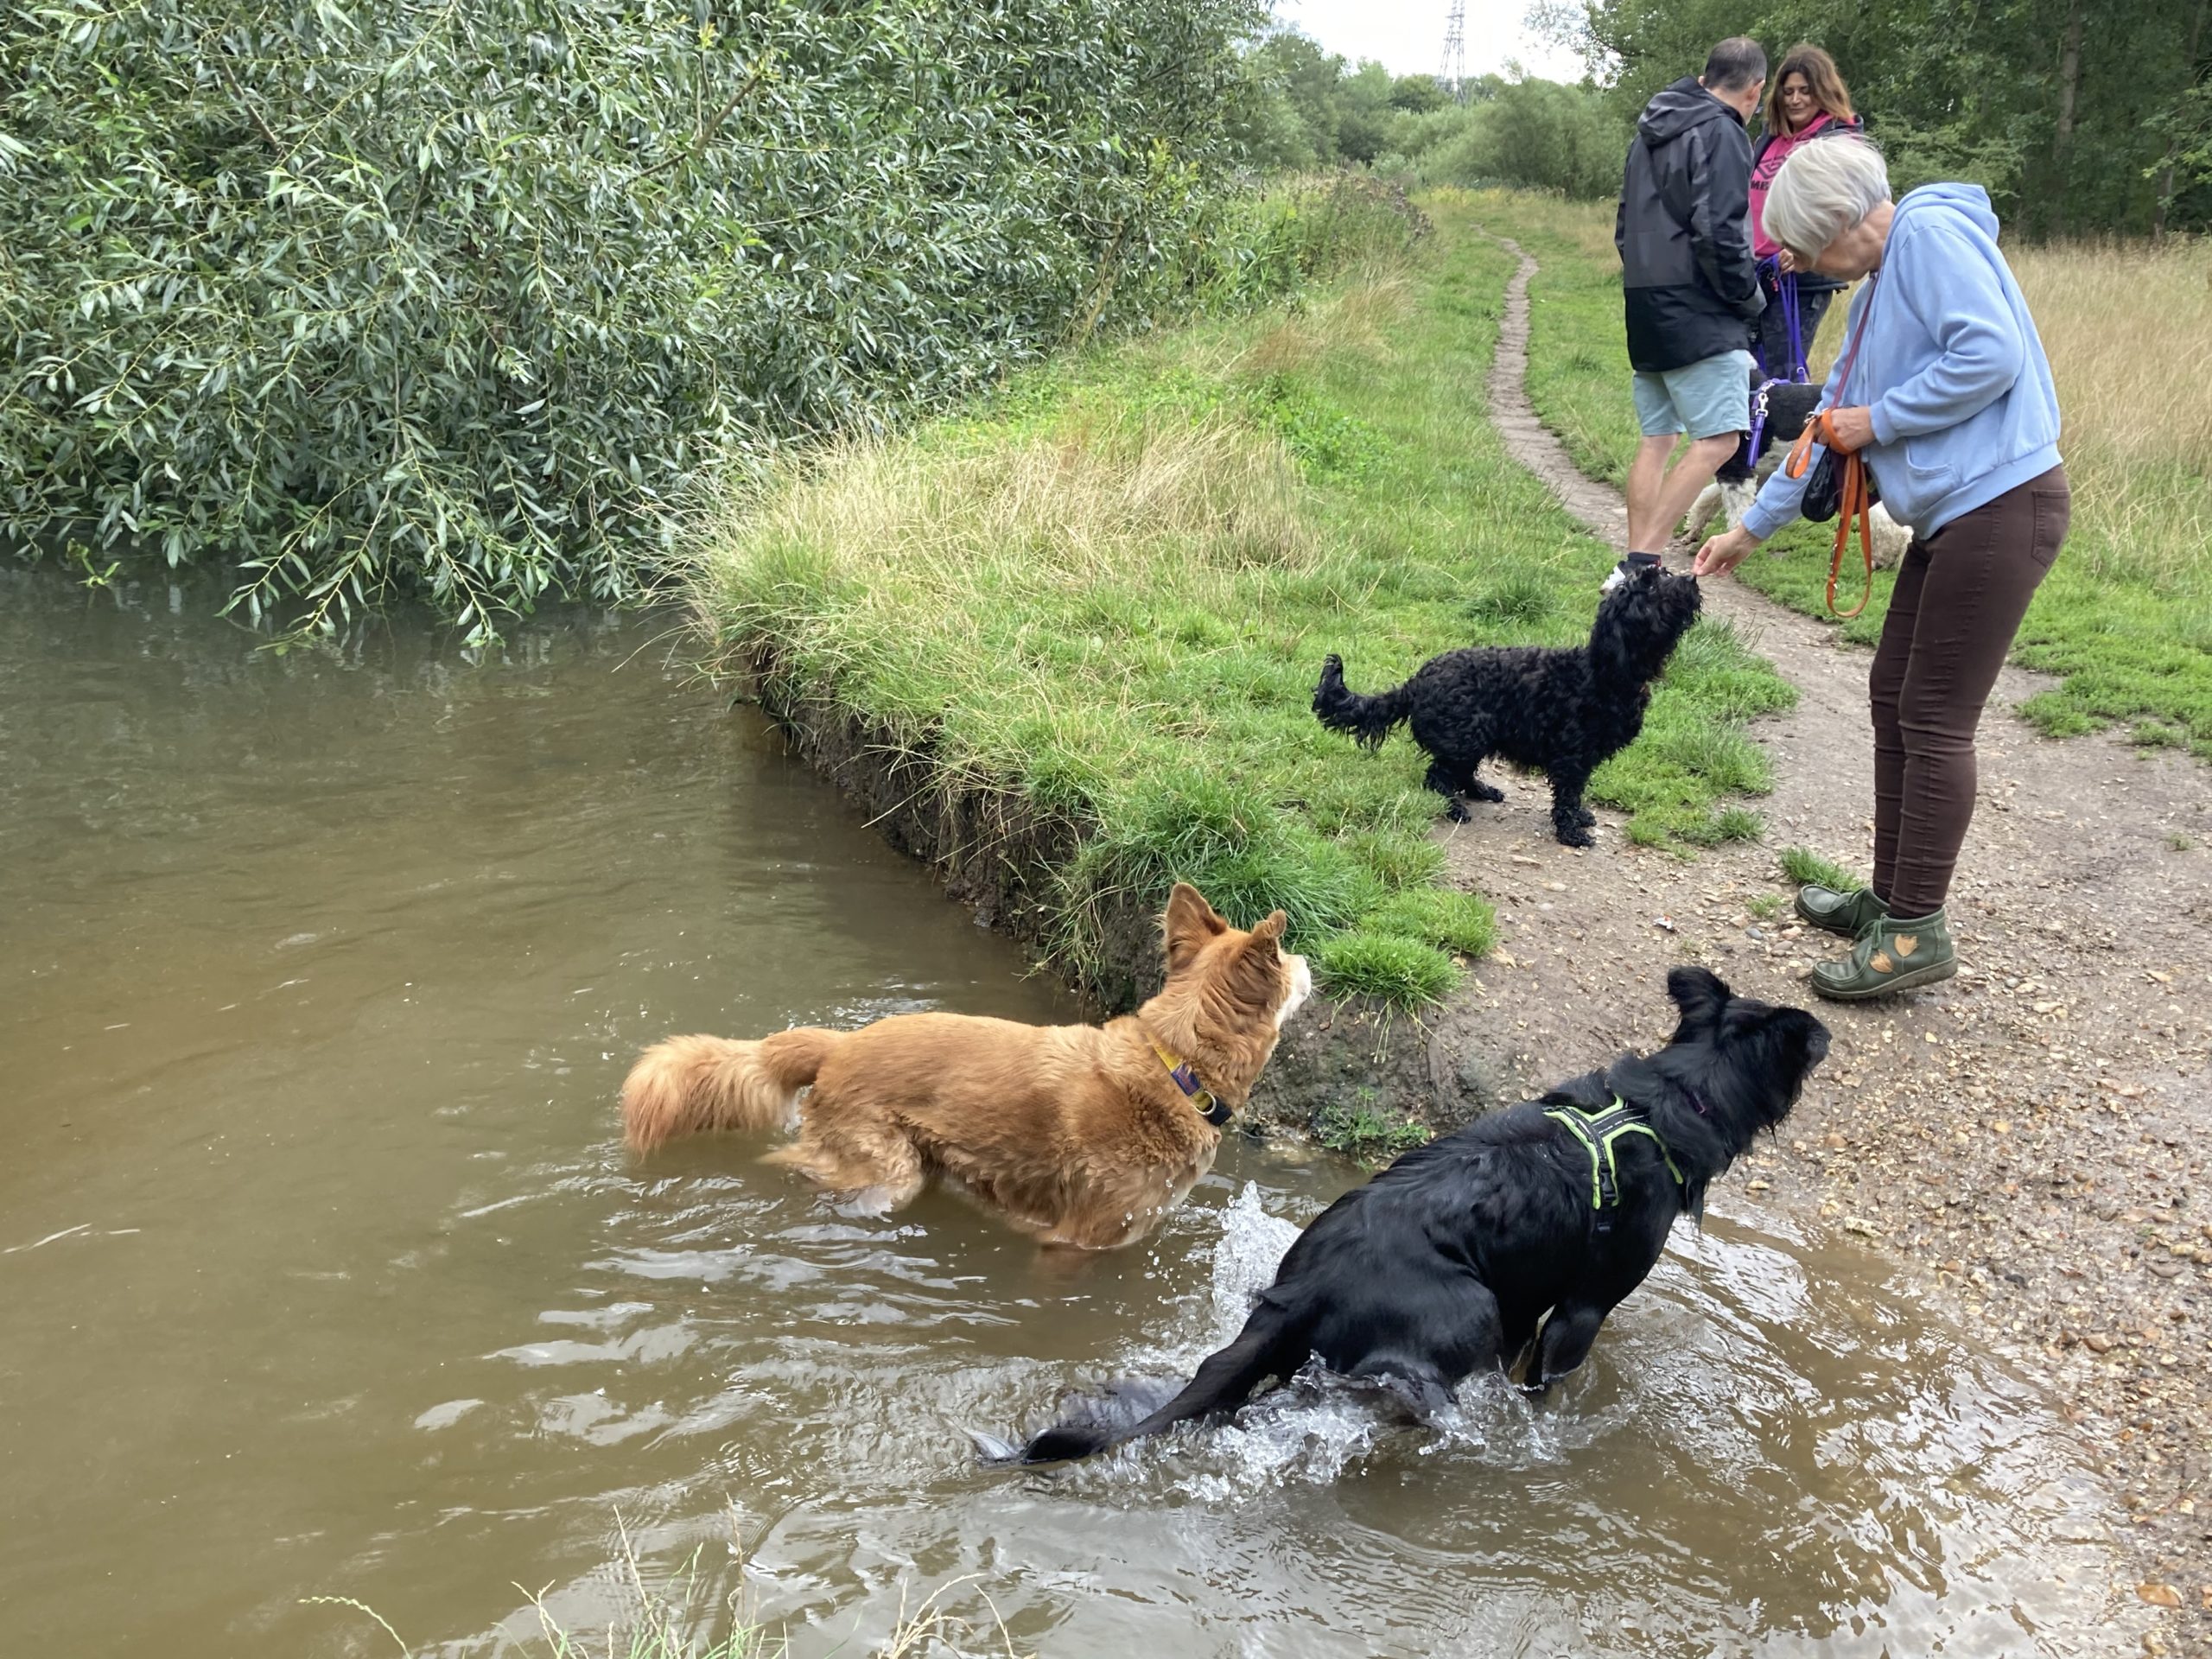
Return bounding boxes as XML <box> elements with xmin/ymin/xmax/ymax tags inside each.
<box><xmin>1421</xmin><ymin>81</ymin><xmax>1627</xmax><ymax>200</ymax></box>
<box><xmin>0</xmin><ymin>0</ymin><xmax>1270</xmax><ymax>637</ymax></box>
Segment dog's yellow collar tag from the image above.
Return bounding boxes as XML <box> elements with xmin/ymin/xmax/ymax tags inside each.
<box><xmin>1148</xmin><ymin>1041</ymin><xmax>1231</xmax><ymax>1128</ymax></box>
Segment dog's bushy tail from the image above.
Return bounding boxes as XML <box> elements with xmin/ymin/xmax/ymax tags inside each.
<box><xmin>620</xmin><ymin>1028</ymin><xmax>838</xmax><ymax>1153</ymax></box>
<box><xmin>1019</xmin><ymin>1302</ymin><xmax>1306</xmax><ymax>1465</ymax></box>
<box><xmin>1312</xmin><ymin>653</ymin><xmax>1412</xmax><ymax>753</ymax></box>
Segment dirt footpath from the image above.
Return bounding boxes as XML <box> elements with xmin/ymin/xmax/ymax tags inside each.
<box><xmin>1447</xmin><ymin>235</ymin><xmax>2212</xmax><ymax>1649</ymax></box>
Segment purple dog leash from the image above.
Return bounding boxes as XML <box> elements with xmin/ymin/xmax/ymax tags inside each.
<box><xmin>1779</xmin><ymin>270</ymin><xmax>1806</xmax><ymax>381</ymax></box>
<box><xmin>1754</xmin><ymin>259</ymin><xmax>1810</xmax><ymax>383</ymax></box>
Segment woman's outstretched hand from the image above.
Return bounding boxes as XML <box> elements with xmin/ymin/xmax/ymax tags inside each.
<box><xmin>1694</xmin><ymin>524</ymin><xmax>1759</xmax><ymax>578</ymax></box>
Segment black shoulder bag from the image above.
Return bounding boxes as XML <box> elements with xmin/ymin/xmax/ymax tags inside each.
<box><xmin>1799</xmin><ymin>276</ymin><xmax>1878</xmax><ymax>524</ymax></box>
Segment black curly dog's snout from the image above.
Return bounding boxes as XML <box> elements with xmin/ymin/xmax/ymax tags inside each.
<box><xmin>1314</xmin><ymin>567</ymin><xmax>1702</xmax><ymax>847</ymax></box>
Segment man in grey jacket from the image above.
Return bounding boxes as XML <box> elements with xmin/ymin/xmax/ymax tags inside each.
<box><xmin>1611</xmin><ymin>37</ymin><xmax>1767</xmax><ymax>584</ymax></box>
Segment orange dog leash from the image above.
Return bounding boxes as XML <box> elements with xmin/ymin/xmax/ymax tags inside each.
<box><xmin>1783</xmin><ymin>411</ymin><xmax>1875</xmax><ymax>620</ymax></box>
<box><xmin>1784</xmin><ymin>276</ymin><xmax>1880</xmax><ymax>620</ymax></box>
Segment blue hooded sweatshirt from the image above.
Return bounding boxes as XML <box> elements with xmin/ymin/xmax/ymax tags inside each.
<box><xmin>1742</xmin><ymin>183</ymin><xmax>2062</xmax><ymax>542</ymax></box>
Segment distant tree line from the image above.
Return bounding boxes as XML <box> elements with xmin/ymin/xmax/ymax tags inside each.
<box><xmin>1237</xmin><ymin>2</ymin><xmax>2211</xmax><ymax>234</ymax></box>
<box><xmin>1228</xmin><ymin>33</ymin><xmax>1626</xmax><ymax>200</ymax></box>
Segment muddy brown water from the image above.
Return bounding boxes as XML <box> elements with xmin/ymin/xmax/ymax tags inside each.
<box><xmin>1</xmin><ymin>569</ymin><xmax>2128</xmax><ymax>1656</ymax></box>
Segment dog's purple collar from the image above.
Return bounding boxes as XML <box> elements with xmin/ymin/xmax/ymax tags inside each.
<box><xmin>1147</xmin><ymin>1039</ymin><xmax>1233</xmax><ymax>1129</ymax></box>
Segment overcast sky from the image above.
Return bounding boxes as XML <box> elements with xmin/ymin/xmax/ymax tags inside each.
<box><xmin>1269</xmin><ymin>0</ymin><xmax>1587</xmax><ymax>83</ymax></box>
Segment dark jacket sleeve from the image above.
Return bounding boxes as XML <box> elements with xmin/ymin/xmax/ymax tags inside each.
<box><xmin>1688</xmin><ymin>126</ymin><xmax>1764</xmax><ymax>320</ymax></box>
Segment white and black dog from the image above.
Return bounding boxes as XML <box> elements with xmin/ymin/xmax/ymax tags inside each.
<box><xmin>1684</xmin><ymin>370</ymin><xmax>1910</xmax><ymax>568</ymax></box>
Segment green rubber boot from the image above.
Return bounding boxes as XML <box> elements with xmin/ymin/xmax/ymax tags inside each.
<box><xmin>1795</xmin><ymin>883</ymin><xmax>1887</xmax><ymax>938</ymax></box>
<box><xmin>1810</xmin><ymin>906</ymin><xmax>1956</xmax><ymax>1001</ymax></box>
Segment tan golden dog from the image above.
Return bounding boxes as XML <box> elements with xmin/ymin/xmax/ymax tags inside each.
<box><xmin>620</xmin><ymin>883</ymin><xmax>1312</xmax><ymax>1249</ymax></box>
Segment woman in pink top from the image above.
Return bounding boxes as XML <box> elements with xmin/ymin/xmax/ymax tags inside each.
<box><xmin>1747</xmin><ymin>45</ymin><xmax>1863</xmax><ymax>378</ymax></box>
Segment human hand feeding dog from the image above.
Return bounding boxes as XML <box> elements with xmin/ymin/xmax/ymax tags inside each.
<box><xmin>1695</xmin><ymin>524</ymin><xmax>1758</xmax><ymax>579</ymax></box>
<box><xmin>995</xmin><ymin>967</ymin><xmax>1829</xmax><ymax>1465</ymax></box>
<box><xmin>1313</xmin><ymin>564</ymin><xmax>1701</xmax><ymax>847</ymax></box>
<box><xmin>619</xmin><ymin>882</ymin><xmax>1311</xmax><ymax>1249</ymax></box>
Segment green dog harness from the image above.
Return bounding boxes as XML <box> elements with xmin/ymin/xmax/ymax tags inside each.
<box><xmin>1544</xmin><ymin>1096</ymin><xmax>1684</xmax><ymax>1226</ymax></box>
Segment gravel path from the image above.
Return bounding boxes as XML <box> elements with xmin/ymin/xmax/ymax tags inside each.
<box><xmin>1440</xmin><ymin>235</ymin><xmax>2212</xmax><ymax>1652</ymax></box>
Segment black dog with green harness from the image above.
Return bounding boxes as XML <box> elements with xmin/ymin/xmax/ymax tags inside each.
<box><xmin>1007</xmin><ymin>967</ymin><xmax>1829</xmax><ymax>1465</ymax></box>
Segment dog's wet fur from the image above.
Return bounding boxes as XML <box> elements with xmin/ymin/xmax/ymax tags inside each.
<box><xmin>1001</xmin><ymin>967</ymin><xmax>1828</xmax><ymax>1465</ymax></box>
<box><xmin>1312</xmin><ymin>564</ymin><xmax>1702</xmax><ymax>846</ymax></box>
<box><xmin>620</xmin><ymin>883</ymin><xmax>1311</xmax><ymax>1249</ymax></box>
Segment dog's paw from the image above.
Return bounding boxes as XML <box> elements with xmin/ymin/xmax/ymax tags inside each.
<box><xmin>1553</xmin><ymin>823</ymin><xmax>1595</xmax><ymax>849</ymax></box>
<box><xmin>1445</xmin><ymin>798</ymin><xmax>1472</xmax><ymax>823</ymax></box>
<box><xmin>1469</xmin><ymin>782</ymin><xmax>1504</xmax><ymax>804</ymax></box>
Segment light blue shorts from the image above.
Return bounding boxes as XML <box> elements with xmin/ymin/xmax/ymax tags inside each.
<box><xmin>1631</xmin><ymin>349</ymin><xmax>1754</xmax><ymax>440</ymax></box>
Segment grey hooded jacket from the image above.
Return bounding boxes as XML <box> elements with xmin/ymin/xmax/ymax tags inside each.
<box><xmin>1615</xmin><ymin>78</ymin><xmax>1764</xmax><ymax>372</ymax></box>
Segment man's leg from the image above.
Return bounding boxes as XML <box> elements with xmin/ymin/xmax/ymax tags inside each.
<box><xmin>1643</xmin><ymin>434</ymin><xmax>1744</xmax><ymax>549</ymax></box>
<box><xmin>1624</xmin><ymin>369</ymin><xmax>1690</xmax><ymax>556</ymax></box>
<box><xmin>1624</xmin><ymin>432</ymin><xmax>1683</xmax><ymax>551</ymax></box>
<box><xmin>1641</xmin><ymin>350</ymin><xmax>1753</xmax><ymax>553</ymax></box>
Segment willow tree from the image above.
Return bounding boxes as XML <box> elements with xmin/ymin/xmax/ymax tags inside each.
<box><xmin>0</xmin><ymin>0</ymin><xmax>1265</xmax><ymax>636</ymax></box>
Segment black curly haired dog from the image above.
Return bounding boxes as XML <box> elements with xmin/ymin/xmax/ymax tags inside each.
<box><xmin>1313</xmin><ymin>563</ymin><xmax>1701</xmax><ymax>846</ymax></box>
<box><xmin>1003</xmin><ymin>966</ymin><xmax>1828</xmax><ymax>1465</ymax></box>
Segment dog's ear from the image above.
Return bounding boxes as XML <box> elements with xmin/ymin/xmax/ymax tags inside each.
<box><xmin>1666</xmin><ymin>964</ymin><xmax>1731</xmax><ymax>1028</ymax></box>
<box><xmin>1228</xmin><ymin>910</ymin><xmax>1290</xmax><ymax>1004</ymax></box>
<box><xmin>1243</xmin><ymin>909</ymin><xmax>1287</xmax><ymax>959</ymax></box>
<box><xmin>1777</xmin><ymin>1007</ymin><xmax>1832</xmax><ymax>1069</ymax></box>
<box><xmin>1163</xmin><ymin>881</ymin><xmax>1230</xmax><ymax>972</ymax></box>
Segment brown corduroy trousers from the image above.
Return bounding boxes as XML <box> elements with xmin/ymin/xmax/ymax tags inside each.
<box><xmin>1869</xmin><ymin>465</ymin><xmax>2071</xmax><ymax>917</ymax></box>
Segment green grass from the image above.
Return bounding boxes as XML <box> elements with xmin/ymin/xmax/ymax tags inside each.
<box><xmin>1471</xmin><ymin>188</ymin><xmax>2212</xmax><ymax>763</ymax></box>
<box><xmin>698</xmin><ymin>193</ymin><xmax>1796</xmax><ymax>1011</ymax></box>
<box><xmin>1780</xmin><ymin>845</ymin><xmax>1866</xmax><ymax>893</ymax></box>
<box><xmin>1313</xmin><ymin>1096</ymin><xmax>1435</xmax><ymax>1164</ymax></box>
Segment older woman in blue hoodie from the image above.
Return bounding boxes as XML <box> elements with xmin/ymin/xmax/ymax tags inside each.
<box><xmin>1694</xmin><ymin>139</ymin><xmax>2069</xmax><ymax>1002</ymax></box>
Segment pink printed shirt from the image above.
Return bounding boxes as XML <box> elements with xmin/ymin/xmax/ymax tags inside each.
<box><xmin>1748</xmin><ymin>111</ymin><xmax>1837</xmax><ymax>260</ymax></box>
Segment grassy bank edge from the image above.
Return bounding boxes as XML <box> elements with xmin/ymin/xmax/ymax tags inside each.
<box><xmin>693</xmin><ymin>193</ymin><xmax>1798</xmax><ymax>1031</ymax></box>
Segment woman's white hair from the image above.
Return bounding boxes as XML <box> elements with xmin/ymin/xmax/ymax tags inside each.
<box><xmin>1764</xmin><ymin>137</ymin><xmax>1892</xmax><ymax>258</ymax></box>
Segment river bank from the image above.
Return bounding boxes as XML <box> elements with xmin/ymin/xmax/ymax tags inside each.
<box><xmin>697</xmin><ymin>188</ymin><xmax>2209</xmax><ymax>1650</ymax></box>
<box><xmin>696</xmin><ymin>190</ymin><xmax>1796</xmax><ymax>1146</ymax></box>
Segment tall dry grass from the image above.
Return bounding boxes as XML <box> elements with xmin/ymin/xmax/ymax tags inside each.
<box><xmin>1449</xmin><ymin>187</ymin><xmax>1618</xmax><ymax>264</ymax></box>
<box><xmin>2009</xmin><ymin>236</ymin><xmax>2212</xmax><ymax>598</ymax></box>
<box><xmin>1513</xmin><ymin>185</ymin><xmax>2212</xmax><ymax>601</ymax></box>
